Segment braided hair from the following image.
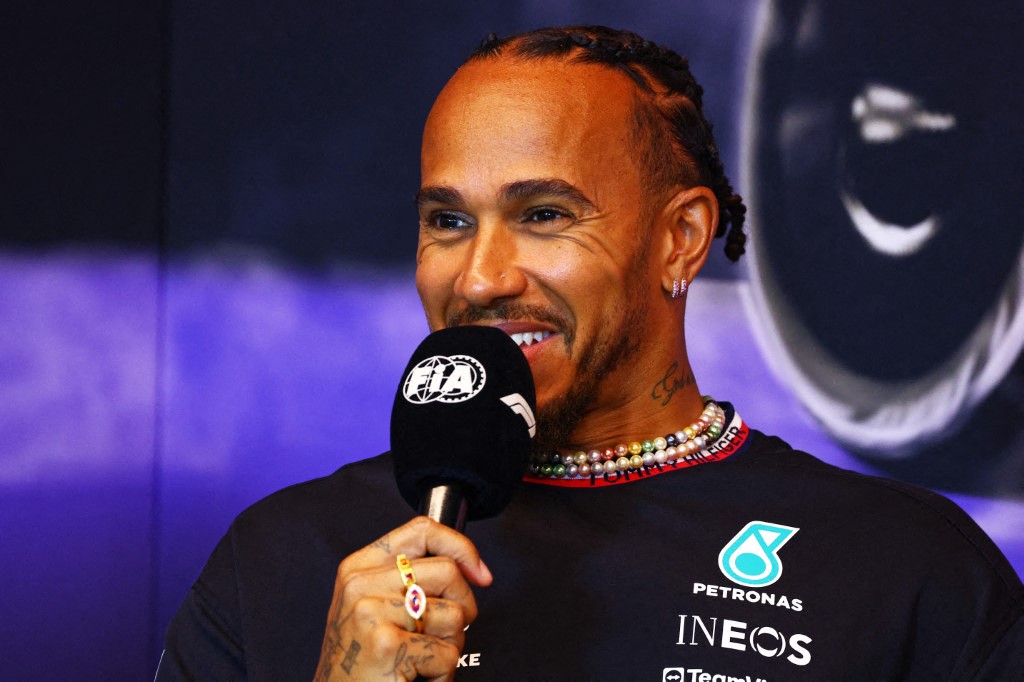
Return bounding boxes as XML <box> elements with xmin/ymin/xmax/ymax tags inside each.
<box><xmin>468</xmin><ymin>26</ymin><xmax>747</xmax><ymax>262</ymax></box>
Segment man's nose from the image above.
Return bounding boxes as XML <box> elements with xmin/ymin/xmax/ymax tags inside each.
<box><xmin>452</xmin><ymin>224</ymin><xmax>526</xmax><ymax>307</ymax></box>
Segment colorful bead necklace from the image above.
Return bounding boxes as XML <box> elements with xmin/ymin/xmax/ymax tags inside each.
<box><xmin>527</xmin><ymin>398</ymin><xmax>726</xmax><ymax>480</ymax></box>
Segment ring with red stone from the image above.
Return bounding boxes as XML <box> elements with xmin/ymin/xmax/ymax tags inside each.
<box><xmin>395</xmin><ymin>554</ymin><xmax>426</xmax><ymax>633</ymax></box>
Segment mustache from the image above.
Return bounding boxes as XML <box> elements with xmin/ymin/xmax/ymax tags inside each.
<box><xmin>446</xmin><ymin>302</ymin><xmax>575</xmax><ymax>348</ymax></box>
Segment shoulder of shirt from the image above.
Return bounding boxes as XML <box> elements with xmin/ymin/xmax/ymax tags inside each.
<box><xmin>229</xmin><ymin>452</ymin><xmax>400</xmax><ymax>533</ymax></box>
<box><xmin>742</xmin><ymin>430</ymin><xmax>970</xmax><ymax>514</ymax></box>
<box><xmin>741</xmin><ymin>430</ymin><xmax>1024</xmax><ymax>600</ymax></box>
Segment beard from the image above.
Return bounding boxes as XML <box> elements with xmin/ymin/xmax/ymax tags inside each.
<box><xmin>533</xmin><ymin>223</ymin><xmax>654</xmax><ymax>453</ymax></box>
<box><xmin>445</xmin><ymin>227</ymin><xmax>654</xmax><ymax>455</ymax></box>
<box><xmin>446</xmin><ymin>287</ymin><xmax>649</xmax><ymax>453</ymax></box>
<box><xmin>530</xmin><ymin>289</ymin><xmax>648</xmax><ymax>454</ymax></box>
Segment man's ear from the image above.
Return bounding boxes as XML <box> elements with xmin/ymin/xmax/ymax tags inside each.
<box><xmin>657</xmin><ymin>185</ymin><xmax>719</xmax><ymax>293</ymax></box>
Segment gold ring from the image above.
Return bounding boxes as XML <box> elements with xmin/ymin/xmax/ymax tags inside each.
<box><xmin>396</xmin><ymin>554</ymin><xmax>416</xmax><ymax>588</ymax></box>
<box><xmin>396</xmin><ymin>554</ymin><xmax>426</xmax><ymax>632</ymax></box>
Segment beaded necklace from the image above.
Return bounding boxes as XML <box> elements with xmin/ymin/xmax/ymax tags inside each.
<box><xmin>526</xmin><ymin>398</ymin><xmax>726</xmax><ymax>480</ymax></box>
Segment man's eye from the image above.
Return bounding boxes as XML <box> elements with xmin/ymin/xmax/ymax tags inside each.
<box><xmin>525</xmin><ymin>207</ymin><xmax>569</xmax><ymax>222</ymax></box>
<box><xmin>429</xmin><ymin>212</ymin><xmax>472</xmax><ymax>230</ymax></box>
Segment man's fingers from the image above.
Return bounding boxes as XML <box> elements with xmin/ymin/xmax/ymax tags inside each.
<box><xmin>329</xmin><ymin>624</ymin><xmax>459</xmax><ymax>682</ymax></box>
<box><xmin>341</xmin><ymin>517</ymin><xmax>492</xmax><ymax>586</ymax></box>
<box><xmin>317</xmin><ymin>517</ymin><xmax>487</xmax><ymax>680</ymax></box>
<box><xmin>397</xmin><ymin>555</ymin><xmax>481</xmax><ymax>624</ymax></box>
<box><xmin>348</xmin><ymin>594</ymin><xmax>465</xmax><ymax>644</ymax></box>
<box><xmin>323</xmin><ymin>597</ymin><xmax>464</xmax><ymax>679</ymax></box>
<box><xmin>340</xmin><ymin>556</ymin><xmax>479</xmax><ymax>627</ymax></box>
<box><xmin>371</xmin><ymin>631</ymin><xmax>461</xmax><ymax>681</ymax></box>
<box><xmin>401</xmin><ymin>634</ymin><xmax>463</xmax><ymax>680</ymax></box>
<box><xmin>389</xmin><ymin>595</ymin><xmax>468</xmax><ymax>645</ymax></box>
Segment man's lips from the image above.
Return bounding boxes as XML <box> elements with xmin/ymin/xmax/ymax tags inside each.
<box><xmin>446</xmin><ymin>303</ymin><xmax>569</xmax><ymax>353</ymax></box>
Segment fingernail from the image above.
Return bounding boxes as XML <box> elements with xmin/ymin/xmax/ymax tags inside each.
<box><xmin>478</xmin><ymin>558</ymin><xmax>493</xmax><ymax>582</ymax></box>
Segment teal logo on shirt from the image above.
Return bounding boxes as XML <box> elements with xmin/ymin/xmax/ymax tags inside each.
<box><xmin>719</xmin><ymin>521</ymin><xmax>799</xmax><ymax>587</ymax></box>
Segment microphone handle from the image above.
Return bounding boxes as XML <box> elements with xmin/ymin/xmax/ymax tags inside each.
<box><xmin>420</xmin><ymin>484</ymin><xmax>469</xmax><ymax>532</ymax></box>
<box><xmin>415</xmin><ymin>485</ymin><xmax>469</xmax><ymax>682</ymax></box>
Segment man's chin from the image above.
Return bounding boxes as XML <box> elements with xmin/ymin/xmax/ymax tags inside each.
<box><xmin>530</xmin><ymin>388</ymin><xmax>592</xmax><ymax>455</ymax></box>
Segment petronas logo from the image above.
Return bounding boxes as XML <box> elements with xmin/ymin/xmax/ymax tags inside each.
<box><xmin>718</xmin><ymin>521</ymin><xmax>799</xmax><ymax>587</ymax></box>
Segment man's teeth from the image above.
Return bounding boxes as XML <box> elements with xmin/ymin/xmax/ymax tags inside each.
<box><xmin>509</xmin><ymin>331</ymin><xmax>552</xmax><ymax>347</ymax></box>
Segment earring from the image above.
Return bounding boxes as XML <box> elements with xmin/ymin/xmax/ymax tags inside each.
<box><xmin>671</xmin><ymin>278</ymin><xmax>687</xmax><ymax>299</ymax></box>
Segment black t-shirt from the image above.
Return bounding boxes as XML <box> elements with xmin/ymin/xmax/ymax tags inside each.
<box><xmin>159</xmin><ymin>418</ymin><xmax>1024</xmax><ymax>680</ymax></box>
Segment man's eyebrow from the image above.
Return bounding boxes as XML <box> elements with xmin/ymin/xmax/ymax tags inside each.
<box><xmin>416</xmin><ymin>185</ymin><xmax>464</xmax><ymax>209</ymax></box>
<box><xmin>415</xmin><ymin>179</ymin><xmax>599</xmax><ymax>212</ymax></box>
<box><xmin>501</xmin><ymin>179</ymin><xmax>598</xmax><ymax>212</ymax></box>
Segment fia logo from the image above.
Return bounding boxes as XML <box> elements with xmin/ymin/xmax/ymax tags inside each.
<box><xmin>662</xmin><ymin>668</ymin><xmax>685</xmax><ymax>681</ymax></box>
<box><xmin>403</xmin><ymin>355</ymin><xmax>486</xmax><ymax>404</ymax></box>
<box><xmin>719</xmin><ymin>521</ymin><xmax>798</xmax><ymax>587</ymax></box>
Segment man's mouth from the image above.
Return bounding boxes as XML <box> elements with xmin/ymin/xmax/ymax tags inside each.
<box><xmin>447</xmin><ymin>304</ymin><xmax>568</xmax><ymax>353</ymax></box>
<box><xmin>508</xmin><ymin>331</ymin><xmax>554</xmax><ymax>348</ymax></box>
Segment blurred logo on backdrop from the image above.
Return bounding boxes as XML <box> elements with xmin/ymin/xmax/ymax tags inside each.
<box><xmin>742</xmin><ymin>0</ymin><xmax>1024</xmax><ymax>496</ymax></box>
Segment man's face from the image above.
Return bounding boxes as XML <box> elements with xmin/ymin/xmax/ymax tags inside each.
<box><xmin>415</xmin><ymin>57</ymin><xmax>663</xmax><ymax>447</ymax></box>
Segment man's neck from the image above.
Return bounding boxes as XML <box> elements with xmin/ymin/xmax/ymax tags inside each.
<box><xmin>563</xmin><ymin>369</ymin><xmax>706</xmax><ymax>452</ymax></box>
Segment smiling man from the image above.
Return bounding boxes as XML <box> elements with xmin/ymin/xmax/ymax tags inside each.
<box><xmin>415</xmin><ymin>50</ymin><xmax>724</xmax><ymax>456</ymax></box>
<box><xmin>159</xmin><ymin>27</ymin><xmax>1023</xmax><ymax>680</ymax></box>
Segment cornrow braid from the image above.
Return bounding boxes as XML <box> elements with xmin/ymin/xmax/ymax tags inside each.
<box><xmin>469</xmin><ymin>26</ymin><xmax>747</xmax><ymax>262</ymax></box>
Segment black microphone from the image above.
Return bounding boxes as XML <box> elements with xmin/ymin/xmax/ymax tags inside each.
<box><xmin>391</xmin><ymin>326</ymin><xmax>537</xmax><ymax>531</ymax></box>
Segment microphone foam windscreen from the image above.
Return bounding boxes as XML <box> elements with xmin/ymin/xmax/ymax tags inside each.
<box><xmin>391</xmin><ymin>326</ymin><xmax>537</xmax><ymax>521</ymax></box>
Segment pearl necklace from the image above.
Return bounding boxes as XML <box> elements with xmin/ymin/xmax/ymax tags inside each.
<box><xmin>527</xmin><ymin>398</ymin><xmax>726</xmax><ymax>479</ymax></box>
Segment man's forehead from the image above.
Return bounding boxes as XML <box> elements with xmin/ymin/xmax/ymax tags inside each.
<box><xmin>426</xmin><ymin>56</ymin><xmax>640</xmax><ymax>131</ymax></box>
<box><xmin>418</xmin><ymin>54</ymin><xmax>652</xmax><ymax>211</ymax></box>
<box><xmin>421</xmin><ymin>57</ymin><xmax>642</xmax><ymax>178</ymax></box>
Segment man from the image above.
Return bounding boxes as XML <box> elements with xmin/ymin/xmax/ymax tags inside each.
<box><xmin>159</xmin><ymin>26</ymin><xmax>1023</xmax><ymax>680</ymax></box>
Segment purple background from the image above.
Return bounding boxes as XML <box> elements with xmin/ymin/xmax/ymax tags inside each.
<box><xmin>1</xmin><ymin>1</ymin><xmax>1020</xmax><ymax>679</ymax></box>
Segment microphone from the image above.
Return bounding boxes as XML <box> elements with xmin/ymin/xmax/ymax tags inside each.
<box><xmin>391</xmin><ymin>326</ymin><xmax>537</xmax><ymax>531</ymax></box>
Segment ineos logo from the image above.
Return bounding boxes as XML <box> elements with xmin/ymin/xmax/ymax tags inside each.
<box><xmin>403</xmin><ymin>355</ymin><xmax>486</xmax><ymax>404</ymax></box>
<box><xmin>677</xmin><ymin>614</ymin><xmax>812</xmax><ymax>666</ymax></box>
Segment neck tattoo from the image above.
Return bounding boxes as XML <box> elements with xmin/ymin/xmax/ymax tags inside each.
<box><xmin>526</xmin><ymin>397</ymin><xmax>726</xmax><ymax>480</ymax></box>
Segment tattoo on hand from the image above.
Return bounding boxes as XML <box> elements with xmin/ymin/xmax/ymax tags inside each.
<box><xmin>386</xmin><ymin>643</ymin><xmax>408</xmax><ymax>680</ymax></box>
<box><xmin>370</xmin><ymin>534</ymin><xmax>392</xmax><ymax>554</ymax></box>
<box><xmin>651</xmin><ymin>361</ymin><xmax>695</xmax><ymax>407</ymax></box>
<box><xmin>385</xmin><ymin>642</ymin><xmax>435</xmax><ymax>680</ymax></box>
<box><xmin>340</xmin><ymin>640</ymin><xmax>361</xmax><ymax>674</ymax></box>
<box><xmin>315</xmin><ymin>607</ymin><xmax>354</xmax><ymax>681</ymax></box>
<box><xmin>410</xmin><ymin>635</ymin><xmax>438</xmax><ymax>651</ymax></box>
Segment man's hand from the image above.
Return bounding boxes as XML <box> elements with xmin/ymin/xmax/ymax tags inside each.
<box><xmin>313</xmin><ymin>516</ymin><xmax>493</xmax><ymax>681</ymax></box>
